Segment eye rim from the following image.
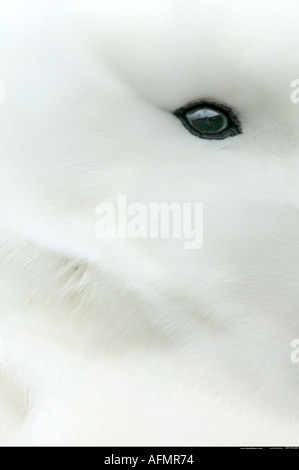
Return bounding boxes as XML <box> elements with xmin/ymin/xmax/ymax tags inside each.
<box><xmin>174</xmin><ymin>100</ymin><xmax>242</xmax><ymax>140</ymax></box>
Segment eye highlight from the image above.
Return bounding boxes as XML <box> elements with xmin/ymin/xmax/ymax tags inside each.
<box><xmin>174</xmin><ymin>101</ymin><xmax>241</xmax><ymax>140</ymax></box>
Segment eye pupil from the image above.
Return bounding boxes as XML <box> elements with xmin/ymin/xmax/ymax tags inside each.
<box><xmin>174</xmin><ymin>101</ymin><xmax>241</xmax><ymax>140</ymax></box>
<box><xmin>185</xmin><ymin>108</ymin><xmax>229</xmax><ymax>135</ymax></box>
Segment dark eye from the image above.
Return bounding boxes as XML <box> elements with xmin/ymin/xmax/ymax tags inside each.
<box><xmin>174</xmin><ymin>101</ymin><xmax>241</xmax><ymax>140</ymax></box>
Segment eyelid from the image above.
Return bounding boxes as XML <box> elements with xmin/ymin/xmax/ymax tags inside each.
<box><xmin>174</xmin><ymin>99</ymin><xmax>236</xmax><ymax>115</ymax></box>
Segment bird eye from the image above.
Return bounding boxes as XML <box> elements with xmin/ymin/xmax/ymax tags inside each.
<box><xmin>174</xmin><ymin>101</ymin><xmax>241</xmax><ymax>140</ymax></box>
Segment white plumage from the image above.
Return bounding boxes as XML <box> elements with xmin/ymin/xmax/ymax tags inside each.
<box><xmin>1</xmin><ymin>0</ymin><xmax>299</xmax><ymax>445</ymax></box>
